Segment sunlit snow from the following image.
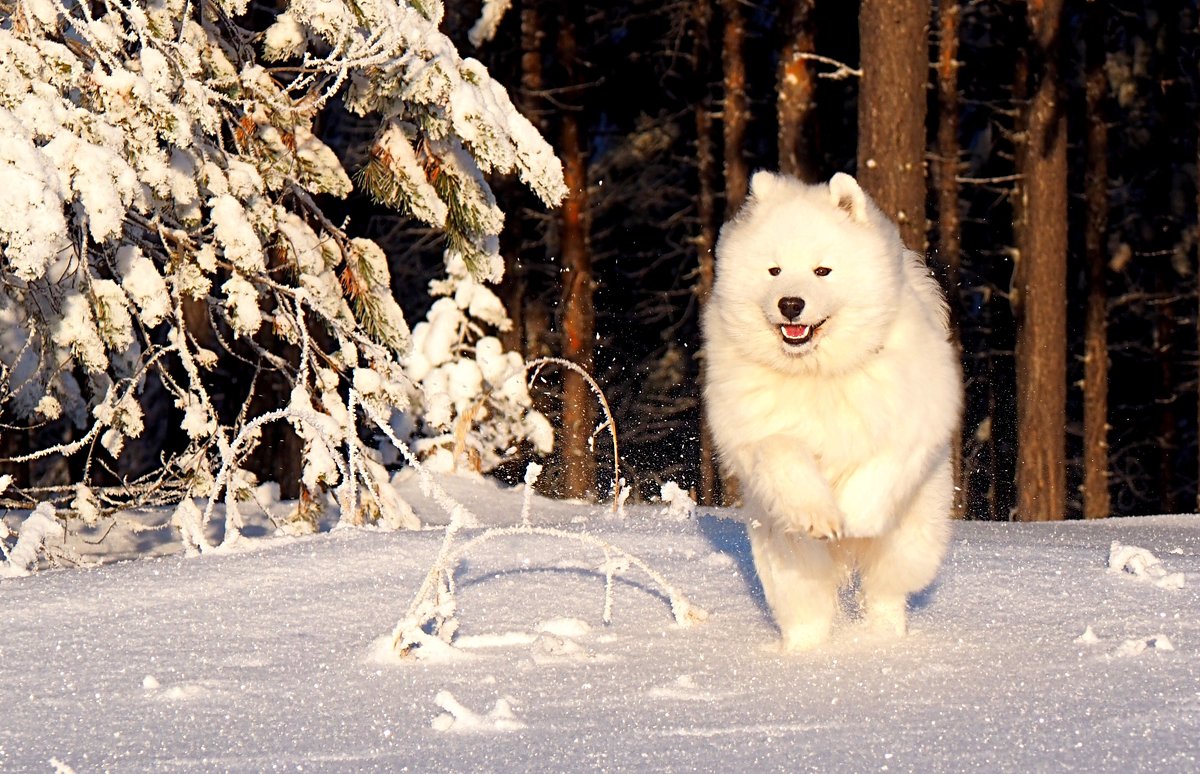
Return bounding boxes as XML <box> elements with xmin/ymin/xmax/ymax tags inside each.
<box><xmin>1</xmin><ymin>476</ymin><xmax>1198</xmax><ymax>770</ymax></box>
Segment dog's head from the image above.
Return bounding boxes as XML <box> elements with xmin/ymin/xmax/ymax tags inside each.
<box><xmin>710</xmin><ymin>171</ymin><xmax>906</xmax><ymax>376</ymax></box>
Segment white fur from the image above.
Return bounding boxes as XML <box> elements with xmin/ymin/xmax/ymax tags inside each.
<box><xmin>702</xmin><ymin>172</ymin><xmax>961</xmax><ymax>650</ymax></box>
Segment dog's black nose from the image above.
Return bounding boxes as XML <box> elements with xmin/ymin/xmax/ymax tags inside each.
<box><xmin>778</xmin><ymin>297</ymin><xmax>806</xmax><ymax>320</ymax></box>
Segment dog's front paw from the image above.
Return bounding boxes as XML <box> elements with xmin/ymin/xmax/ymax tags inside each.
<box><xmin>781</xmin><ymin>502</ymin><xmax>844</xmax><ymax>541</ymax></box>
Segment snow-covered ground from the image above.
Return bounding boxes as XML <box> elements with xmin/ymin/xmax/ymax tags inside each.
<box><xmin>2</xmin><ymin>475</ymin><xmax>1198</xmax><ymax>771</ymax></box>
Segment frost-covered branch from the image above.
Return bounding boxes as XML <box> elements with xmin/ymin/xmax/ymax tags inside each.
<box><xmin>525</xmin><ymin>357</ymin><xmax>622</xmax><ymax>513</ymax></box>
<box><xmin>381</xmin><ymin>458</ymin><xmax>706</xmax><ymax>660</ymax></box>
<box><xmin>794</xmin><ymin>52</ymin><xmax>862</xmax><ymax>80</ymax></box>
<box><xmin>0</xmin><ymin>0</ymin><xmax>565</xmax><ymax>550</ymax></box>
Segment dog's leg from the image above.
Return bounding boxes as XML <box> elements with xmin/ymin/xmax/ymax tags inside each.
<box><xmin>744</xmin><ymin>435</ymin><xmax>844</xmax><ymax>540</ymax></box>
<box><xmin>748</xmin><ymin>521</ymin><xmax>838</xmax><ymax>650</ymax></box>
<box><xmin>836</xmin><ymin>439</ymin><xmax>951</xmax><ymax>539</ymax></box>
<box><xmin>853</xmin><ymin>456</ymin><xmax>953</xmax><ymax>636</ymax></box>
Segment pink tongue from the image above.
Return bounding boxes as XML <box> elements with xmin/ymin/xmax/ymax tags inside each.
<box><xmin>783</xmin><ymin>324</ymin><xmax>807</xmax><ymax>339</ymax></box>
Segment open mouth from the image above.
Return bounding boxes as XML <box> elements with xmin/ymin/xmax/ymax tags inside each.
<box><xmin>779</xmin><ymin>321</ymin><xmax>823</xmax><ymax>347</ymax></box>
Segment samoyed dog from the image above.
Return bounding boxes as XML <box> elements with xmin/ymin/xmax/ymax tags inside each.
<box><xmin>702</xmin><ymin>171</ymin><xmax>961</xmax><ymax>650</ymax></box>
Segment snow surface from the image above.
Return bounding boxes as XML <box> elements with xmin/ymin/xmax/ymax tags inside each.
<box><xmin>2</xmin><ymin>475</ymin><xmax>1199</xmax><ymax>771</ymax></box>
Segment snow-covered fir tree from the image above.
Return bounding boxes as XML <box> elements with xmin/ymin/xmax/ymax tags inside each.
<box><xmin>0</xmin><ymin>0</ymin><xmax>564</xmax><ymax>544</ymax></box>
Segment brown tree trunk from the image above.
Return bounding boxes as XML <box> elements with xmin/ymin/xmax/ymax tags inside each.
<box><xmin>777</xmin><ymin>0</ymin><xmax>818</xmax><ymax>182</ymax></box>
<box><xmin>520</xmin><ymin>0</ymin><xmax>547</xmax><ymax>134</ymax></box>
<box><xmin>1014</xmin><ymin>0</ymin><xmax>1067</xmax><ymax>522</ymax></box>
<box><xmin>557</xmin><ymin>8</ymin><xmax>597</xmax><ymax>500</ymax></box>
<box><xmin>695</xmin><ymin>0</ymin><xmax>720</xmax><ymax>507</ymax></box>
<box><xmin>935</xmin><ymin>0</ymin><xmax>962</xmax><ymax>287</ymax></box>
<box><xmin>714</xmin><ymin>0</ymin><xmax>747</xmax><ymax>506</ymax></box>
<box><xmin>857</xmin><ymin>0</ymin><xmax>931</xmax><ymax>253</ymax></box>
<box><xmin>720</xmin><ymin>0</ymin><xmax>749</xmax><ymax>214</ymax></box>
<box><xmin>1156</xmin><ymin>297</ymin><xmax>1178</xmax><ymax>514</ymax></box>
<box><xmin>1082</xmin><ymin>3</ymin><xmax>1110</xmax><ymax>519</ymax></box>
<box><xmin>934</xmin><ymin>0</ymin><xmax>965</xmax><ymax>518</ymax></box>
<box><xmin>251</xmin><ymin>247</ymin><xmax>302</xmax><ymax>501</ymax></box>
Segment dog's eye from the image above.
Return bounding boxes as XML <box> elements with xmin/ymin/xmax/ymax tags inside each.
<box><xmin>814</xmin><ymin>266</ymin><xmax>832</xmax><ymax>277</ymax></box>
<box><xmin>768</xmin><ymin>266</ymin><xmax>781</xmax><ymax>276</ymax></box>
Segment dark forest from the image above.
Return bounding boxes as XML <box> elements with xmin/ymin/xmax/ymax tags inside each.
<box><xmin>2</xmin><ymin>1</ymin><xmax>1197</xmax><ymax>523</ymax></box>
<box><xmin>378</xmin><ymin>0</ymin><xmax>1200</xmax><ymax>521</ymax></box>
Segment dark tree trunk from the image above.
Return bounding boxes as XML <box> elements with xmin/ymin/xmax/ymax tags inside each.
<box><xmin>935</xmin><ymin>0</ymin><xmax>962</xmax><ymax>287</ymax></box>
<box><xmin>1014</xmin><ymin>0</ymin><xmax>1067</xmax><ymax>522</ymax></box>
<box><xmin>720</xmin><ymin>0</ymin><xmax>749</xmax><ymax>215</ymax></box>
<box><xmin>520</xmin><ymin>0</ymin><xmax>547</xmax><ymax>134</ymax></box>
<box><xmin>777</xmin><ymin>0</ymin><xmax>818</xmax><ymax>182</ymax></box>
<box><xmin>857</xmin><ymin>0</ymin><xmax>931</xmax><ymax>253</ymax></box>
<box><xmin>934</xmin><ymin>0</ymin><xmax>965</xmax><ymax>518</ymax></box>
<box><xmin>1156</xmin><ymin>297</ymin><xmax>1178</xmax><ymax>514</ymax></box>
<box><xmin>237</xmin><ymin>241</ymin><xmax>301</xmax><ymax>501</ymax></box>
<box><xmin>557</xmin><ymin>7</ymin><xmax>597</xmax><ymax>500</ymax></box>
<box><xmin>714</xmin><ymin>0</ymin><xmax>748</xmax><ymax>505</ymax></box>
<box><xmin>694</xmin><ymin>0</ymin><xmax>720</xmax><ymax>507</ymax></box>
<box><xmin>499</xmin><ymin>0</ymin><xmax>548</xmax><ymax>357</ymax></box>
<box><xmin>1082</xmin><ymin>2</ymin><xmax>1110</xmax><ymax>519</ymax></box>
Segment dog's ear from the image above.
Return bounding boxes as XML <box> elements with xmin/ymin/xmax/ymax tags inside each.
<box><xmin>749</xmin><ymin>170</ymin><xmax>784</xmax><ymax>202</ymax></box>
<box><xmin>829</xmin><ymin>173</ymin><xmax>869</xmax><ymax>223</ymax></box>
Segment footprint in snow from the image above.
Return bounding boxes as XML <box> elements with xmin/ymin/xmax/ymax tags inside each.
<box><xmin>1108</xmin><ymin>542</ymin><xmax>1186</xmax><ymax>589</ymax></box>
<box><xmin>1074</xmin><ymin>626</ymin><xmax>1176</xmax><ymax>658</ymax></box>
<box><xmin>141</xmin><ymin>675</ymin><xmax>223</xmax><ymax>700</ymax></box>
<box><xmin>647</xmin><ymin>674</ymin><xmax>728</xmax><ymax>702</ymax></box>
<box><xmin>530</xmin><ymin>632</ymin><xmax>597</xmax><ymax>664</ymax></box>
<box><xmin>431</xmin><ymin>690</ymin><xmax>525</xmax><ymax>733</ymax></box>
<box><xmin>1112</xmin><ymin>634</ymin><xmax>1175</xmax><ymax>658</ymax></box>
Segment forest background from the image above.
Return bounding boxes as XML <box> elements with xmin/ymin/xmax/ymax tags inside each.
<box><xmin>451</xmin><ymin>0</ymin><xmax>1200</xmax><ymax>523</ymax></box>
<box><xmin>2</xmin><ymin>0</ymin><xmax>1198</xmax><ymax>533</ymax></box>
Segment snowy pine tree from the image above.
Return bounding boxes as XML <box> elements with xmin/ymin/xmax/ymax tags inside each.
<box><xmin>0</xmin><ymin>0</ymin><xmax>565</xmax><ymax>544</ymax></box>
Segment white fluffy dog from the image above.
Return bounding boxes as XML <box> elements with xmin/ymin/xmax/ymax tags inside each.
<box><xmin>702</xmin><ymin>171</ymin><xmax>961</xmax><ymax>650</ymax></box>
